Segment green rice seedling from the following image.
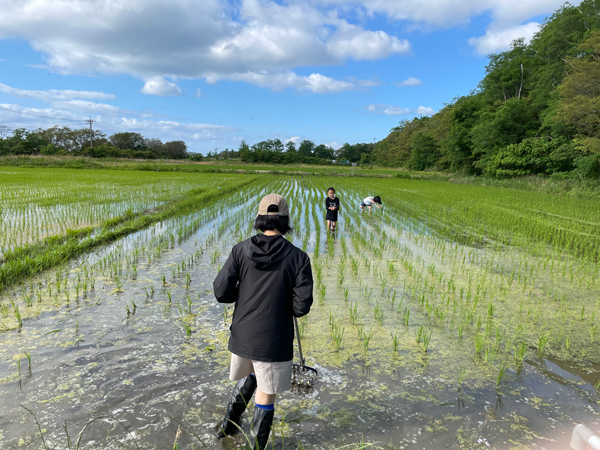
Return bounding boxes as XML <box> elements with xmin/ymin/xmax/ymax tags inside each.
<box><xmin>182</xmin><ymin>322</ymin><xmax>192</xmax><ymax>337</ymax></box>
<box><xmin>415</xmin><ymin>324</ymin><xmax>425</xmax><ymax>343</ymax></box>
<box><xmin>0</xmin><ymin>303</ymin><xmax>8</xmax><ymax>318</ymax></box>
<box><xmin>484</xmin><ymin>322</ymin><xmax>492</xmax><ymax>339</ymax></box>
<box><xmin>402</xmin><ymin>307</ymin><xmax>410</xmax><ymax>326</ymax></box>
<box><xmin>185</xmin><ymin>273</ymin><xmax>191</xmax><ymax>289</ymax></box>
<box><xmin>421</xmin><ymin>329</ymin><xmax>432</xmax><ymax>352</ymax></box>
<box><xmin>150</xmin><ymin>284</ymin><xmax>155</xmax><ymax>295</ymax></box>
<box><xmin>114</xmin><ymin>277</ymin><xmax>124</xmax><ymax>290</ymax></box>
<box><xmin>167</xmin><ymin>290</ymin><xmax>172</xmax><ymax>303</ymax></box>
<box><xmin>349</xmin><ymin>302</ymin><xmax>365</xmax><ymax>325</ymax></box>
<box><xmin>373</xmin><ymin>304</ymin><xmax>384</xmax><ymax>326</ymax></box>
<box><xmin>343</xmin><ymin>286</ymin><xmax>349</xmax><ymax>302</ymax></box>
<box><xmin>298</xmin><ymin>317</ymin><xmax>307</xmax><ymax>338</ymax></box>
<box><xmin>590</xmin><ymin>324</ymin><xmax>597</xmax><ymax>344</ymax></box>
<box><xmin>24</xmin><ymin>294</ymin><xmax>33</xmax><ymax>307</ymax></box>
<box><xmin>318</xmin><ymin>284</ymin><xmax>326</xmax><ymax>306</ymax></box>
<box><xmin>330</xmin><ymin>322</ymin><xmax>345</xmax><ymax>350</ymax></box>
<box><xmin>391</xmin><ymin>332</ymin><xmax>400</xmax><ymax>352</ymax></box>
<box><xmin>487</xmin><ymin>302</ymin><xmax>494</xmax><ymax>319</ymax></box>
<box><xmin>514</xmin><ymin>342</ymin><xmax>527</xmax><ymax>365</ymax></box>
<box><xmin>53</xmin><ymin>293</ymin><xmax>59</xmax><ymax>306</ymax></box>
<box><xmin>458</xmin><ymin>366</ymin><xmax>466</xmax><ymax>388</ymax></box>
<box><xmin>474</xmin><ymin>334</ymin><xmax>484</xmax><ymax>354</ymax></box>
<box><xmin>496</xmin><ymin>363</ymin><xmax>508</xmax><ymax>386</ymax></box>
<box><xmin>162</xmin><ymin>274</ymin><xmax>166</xmax><ymax>285</ymax></box>
<box><xmin>186</xmin><ymin>295</ymin><xmax>193</xmax><ymax>315</ymax></box>
<box><xmin>362</xmin><ymin>327</ymin><xmax>374</xmax><ymax>351</ymax></box>
<box><xmin>17</xmin><ymin>360</ymin><xmax>21</xmax><ymax>378</ymax></box>
<box><xmin>581</xmin><ymin>305</ymin><xmax>585</xmax><ymax>320</ymax></box>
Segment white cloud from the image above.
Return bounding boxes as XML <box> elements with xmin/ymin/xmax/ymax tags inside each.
<box><xmin>0</xmin><ymin>102</ymin><xmax>237</xmax><ymax>144</ymax></box>
<box><xmin>416</xmin><ymin>106</ymin><xmax>436</xmax><ymax>115</ymax></box>
<box><xmin>195</xmin><ymin>88</ymin><xmax>202</xmax><ymax>98</ymax></box>
<box><xmin>0</xmin><ymin>83</ymin><xmax>115</xmax><ymax>102</ymax></box>
<box><xmin>365</xmin><ymin>104</ymin><xmax>436</xmax><ymax>116</ymax></box>
<box><xmin>327</xmin><ymin>23</ymin><xmax>411</xmax><ymax>60</ymax></box>
<box><xmin>210</xmin><ymin>71</ymin><xmax>373</xmax><ymax>94</ymax></box>
<box><xmin>140</xmin><ymin>77</ymin><xmax>183</xmax><ymax>97</ymax></box>
<box><xmin>468</xmin><ymin>22</ymin><xmax>541</xmax><ymax>55</ymax></box>
<box><xmin>324</xmin><ymin>141</ymin><xmax>343</xmax><ymax>149</ymax></box>
<box><xmin>0</xmin><ymin>0</ymin><xmax>410</xmax><ymax>93</ymax></box>
<box><xmin>320</xmin><ymin>0</ymin><xmax>567</xmax><ymax>29</ymax></box>
<box><xmin>395</xmin><ymin>77</ymin><xmax>423</xmax><ymax>87</ymax></box>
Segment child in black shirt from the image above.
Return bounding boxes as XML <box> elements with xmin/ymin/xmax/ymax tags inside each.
<box><xmin>325</xmin><ymin>187</ymin><xmax>340</xmax><ymax>231</ymax></box>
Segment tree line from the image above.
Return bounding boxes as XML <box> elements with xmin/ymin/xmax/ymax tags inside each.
<box><xmin>372</xmin><ymin>0</ymin><xmax>600</xmax><ymax>178</ymax></box>
<box><xmin>0</xmin><ymin>126</ymin><xmax>189</xmax><ymax>160</ymax></box>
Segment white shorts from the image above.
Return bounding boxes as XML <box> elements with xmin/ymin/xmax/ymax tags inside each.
<box><xmin>229</xmin><ymin>353</ymin><xmax>293</xmax><ymax>395</ymax></box>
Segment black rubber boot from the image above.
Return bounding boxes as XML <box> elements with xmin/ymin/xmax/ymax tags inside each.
<box><xmin>249</xmin><ymin>406</ymin><xmax>274</xmax><ymax>450</ymax></box>
<box><xmin>217</xmin><ymin>375</ymin><xmax>257</xmax><ymax>438</ymax></box>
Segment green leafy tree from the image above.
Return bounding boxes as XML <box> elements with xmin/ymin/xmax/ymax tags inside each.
<box><xmin>109</xmin><ymin>132</ymin><xmax>146</xmax><ymax>150</ymax></box>
<box><xmin>556</xmin><ymin>29</ymin><xmax>600</xmax><ymax>153</ymax></box>
<box><xmin>409</xmin><ymin>133</ymin><xmax>440</xmax><ymax>170</ymax></box>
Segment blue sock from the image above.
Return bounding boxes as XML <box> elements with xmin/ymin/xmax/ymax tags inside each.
<box><xmin>255</xmin><ymin>403</ymin><xmax>274</xmax><ymax>411</ymax></box>
<box><xmin>249</xmin><ymin>373</ymin><xmax>256</xmax><ymax>377</ymax></box>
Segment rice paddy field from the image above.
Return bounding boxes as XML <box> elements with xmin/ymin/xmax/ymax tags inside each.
<box><xmin>1</xmin><ymin>167</ymin><xmax>599</xmax><ymax>450</ymax></box>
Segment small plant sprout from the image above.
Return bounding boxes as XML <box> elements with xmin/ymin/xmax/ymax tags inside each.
<box><xmin>391</xmin><ymin>332</ymin><xmax>400</xmax><ymax>352</ymax></box>
<box><xmin>458</xmin><ymin>366</ymin><xmax>466</xmax><ymax>388</ymax></box>
<box><xmin>330</xmin><ymin>321</ymin><xmax>344</xmax><ymax>350</ymax></box>
<box><xmin>167</xmin><ymin>290</ymin><xmax>172</xmax><ymax>303</ymax></box>
<box><xmin>514</xmin><ymin>342</ymin><xmax>527</xmax><ymax>365</ymax></box>
<box><xmin>182</xmin><ymin>322</ymin><xmax>192</xmax><ymax>337</ymax></box>
<box><xmin>538</xmin><ymin>334</ymin><xmax>550</xmax><ymax>355</ymax></box>
<box><xmin>496</xmin><ymin>363</ymin><xmax>509</xmax><ymax>386</ymax></box>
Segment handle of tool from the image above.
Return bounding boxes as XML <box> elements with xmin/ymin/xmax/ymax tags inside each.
<box><xmin>293</xmin><ymin>316</ymin><xmax>305</xmax><ymax>371</ymax></box>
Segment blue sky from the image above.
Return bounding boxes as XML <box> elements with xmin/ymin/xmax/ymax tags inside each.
<box><xmin>0</xmin><ymin>0</ymin><xmax>571</xmax><ymax>154</ymax></box>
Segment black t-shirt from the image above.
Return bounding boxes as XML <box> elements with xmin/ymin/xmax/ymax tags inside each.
<box><xmin>325</xmin><ymin>196</ymin><xmax>340</xmax><ymax>211</ymax></box>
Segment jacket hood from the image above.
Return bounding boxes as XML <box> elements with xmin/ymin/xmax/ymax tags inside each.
<box><xmin>245</xmin><ymin>234</ymin><xmax>292</xmax><ymax>270</ymax></box>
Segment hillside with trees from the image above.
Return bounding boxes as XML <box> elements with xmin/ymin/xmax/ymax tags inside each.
<box><xmin>373</xmin><ymin>0</ymin><xmax>600</xmax><ymax>178</ymax></box>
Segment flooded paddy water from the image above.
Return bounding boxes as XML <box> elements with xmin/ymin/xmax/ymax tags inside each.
<box><xmin>1</xmin><ymin>171</ymin><xmax>599</xmax><ymax>449</ymax></box>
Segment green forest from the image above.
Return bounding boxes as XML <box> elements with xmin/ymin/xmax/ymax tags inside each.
<box><xmin>1</xmin><ymin>1</ymin><xmax>599</xmax><ymax>178</ymax></box>
<box><xmin>373</xmin><ymin>0</ymin><xmax>600</xmax><ymax>178</ymax></box>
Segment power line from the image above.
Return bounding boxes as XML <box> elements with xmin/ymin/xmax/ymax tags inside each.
<box><xmin>0</xmin><ymin>105</ymin><xmax>85</xmax><ymax>123</ymax></box>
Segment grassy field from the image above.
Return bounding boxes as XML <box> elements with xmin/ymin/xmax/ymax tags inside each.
<box><xmin>0</xmin><ymin>167</ymin><xmax>599</xmax><ymax>449</ymax></box>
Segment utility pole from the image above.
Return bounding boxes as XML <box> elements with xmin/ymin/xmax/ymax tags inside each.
<box><xmin>85</xmin><ymin>117</ymin><xmax>95</xmax><ymax>148</ymax></box>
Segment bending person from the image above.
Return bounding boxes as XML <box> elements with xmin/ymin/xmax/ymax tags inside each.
<box><xmin>360</xmin><ymin>195</ymin><xmax>383</xmax><ymax>212</ymax></box>
<box><xmin>213</xmin><ymin>193</ymin><xmax>313</xmax><ymax>450</ymax></box>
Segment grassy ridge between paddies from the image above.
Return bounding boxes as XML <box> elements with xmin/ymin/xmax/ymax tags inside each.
<box><xmin>0</xmin><ymin>173</ymin><xmax>260</xmax><ymax>293</ymax></box>
<box><xmin>0</xmin><ymin>154</ymin><xmax>437</xmax><ymax>178</ymax></box>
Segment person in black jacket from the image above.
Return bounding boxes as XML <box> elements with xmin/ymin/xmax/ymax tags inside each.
<box><xmin>325</xmin><ymin>187</ymin><xmax>340</xmax><ymax>232</ymax></box>
<box><xmin>213</xmin><ymin>193</ymin><xmax>313</xmax><ymax>450</ymax></box>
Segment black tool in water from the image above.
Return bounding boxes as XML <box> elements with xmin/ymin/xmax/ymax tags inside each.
<box><xmin>292</xmin><ymin>317</ymin><xmax>318</xmax><ymax>388</ymax></box>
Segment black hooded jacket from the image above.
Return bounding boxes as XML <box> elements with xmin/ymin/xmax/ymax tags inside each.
<box><xmin>213</xmin><ymin>234</ymin><xmax>313</xmax><ymax>362</ymax></box>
